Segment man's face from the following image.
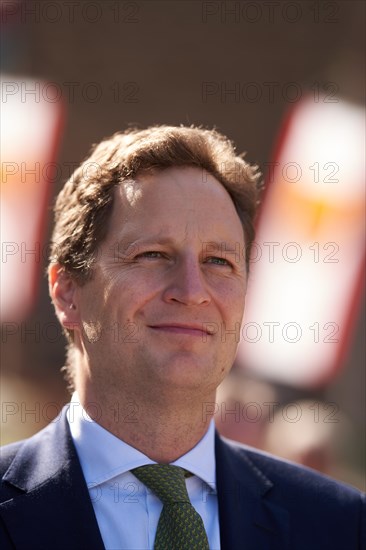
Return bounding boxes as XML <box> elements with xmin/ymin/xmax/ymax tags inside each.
<box><xmin>73</xmin><ymin>166</ymin><xmax>247</xmax><ymax>401</ymax></box>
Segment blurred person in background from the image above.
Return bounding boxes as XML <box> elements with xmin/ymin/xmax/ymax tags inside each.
<box><xmin>214</xmin><ymin>367</ymin><xmax>275</xmax><ymax>449</ymax></box>
<box><xmin>215</xmin><ymin>372</ymin><xmax>344</xmax><ymax>477</ymax></box>
<box><xmin>0</xmin><ymin>126</ymin><xmax>364</xmax><ymax>549</ymax></box>
<box><xmin>264</xmin><ymin>399</ymin><xmax>340</xmax><ymax>474</ymax></box>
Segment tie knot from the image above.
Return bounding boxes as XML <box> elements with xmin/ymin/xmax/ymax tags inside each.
<box><xmin>132</xmin><ymin>464</ymin><xmax>190</xmax><ymax>504</ymax></box>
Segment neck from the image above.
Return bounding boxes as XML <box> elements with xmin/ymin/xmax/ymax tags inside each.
<box><xmin>77</xmin><ymin>384</ymin><xmax>216</xmax><ymax>463</ymax></box>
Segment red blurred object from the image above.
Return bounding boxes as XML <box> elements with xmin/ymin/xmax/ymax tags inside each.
<box><xmin>1</xmin><ymin>74</ymin><xmax>64</xmax><ymax>321</ymax></box>
<box><xmin>237</xmin><ymin>95</ymin><xmax>365</xmax><ymax>388</ymax></box>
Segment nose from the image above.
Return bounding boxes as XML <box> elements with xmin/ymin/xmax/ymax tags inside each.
<box><xmin>162</xmin><ymin>255</ymin><xmax>211</xmax><ymax>306</ymax></box>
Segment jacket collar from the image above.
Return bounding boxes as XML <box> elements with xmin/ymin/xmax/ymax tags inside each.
<box><xmin>0</xmin><ymin>406</ymin><xmax>105</xmax><ymax>550</ymax></box>
<box><xmin>215</xmin><ymin>433</ymin><xmax>290</xmax><ymax>550</ymax></box>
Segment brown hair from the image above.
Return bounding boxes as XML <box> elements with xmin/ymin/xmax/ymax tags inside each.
<box><xmin>49</xmin><ymin>125</ymin><xmax>262</xmax><ymax>388</ymax></box>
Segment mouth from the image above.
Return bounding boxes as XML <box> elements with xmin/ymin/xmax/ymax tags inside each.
<box><xmin>149</xmin><ymin>323</ymin><xmax>213</xmax><ymax>337</ymax></box>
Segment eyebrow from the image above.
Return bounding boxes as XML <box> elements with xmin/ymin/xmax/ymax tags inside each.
<box><xmin>115</xmin><ymin>236</ymin><xmax>176</xmax><ymax>254</ymax></box>
<box><xmin>114</xmin><ymin>235</ymin><xmax>243</xmax><ymax>251</ymax></box>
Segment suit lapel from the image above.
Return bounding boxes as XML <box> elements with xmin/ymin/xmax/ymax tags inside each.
<box><xmin>0</xmin><ymin>408</ymin><xmax>105</xmax><ymax>550</ymax></box>
<box><xmin>215</xmin><ymin>433</ymin><xmax>290</xmax><ymax>550</ymax></box>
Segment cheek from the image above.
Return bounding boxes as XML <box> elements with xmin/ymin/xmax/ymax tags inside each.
<box><xmin>104</xmin><ymin>279</ymin><xmax>161</xmax><ymax>318</ymax></box>
<box><xmin>216</xmin><ymin>283</ymin><xmax>246</xmax><ymax>318</ymax></box>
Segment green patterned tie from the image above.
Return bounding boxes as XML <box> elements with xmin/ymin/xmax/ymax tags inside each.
<box><xmin>132</xmin><ymin>464</ymin><xmax>209</xmax><ymax>550</ymax></box>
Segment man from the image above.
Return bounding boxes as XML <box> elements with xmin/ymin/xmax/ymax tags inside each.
<box><xmin>0</xmin><ymin>126</ymin><xmax>364</xmax><ymax>549</ymax></box>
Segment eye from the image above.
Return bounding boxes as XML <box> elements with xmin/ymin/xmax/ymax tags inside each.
<box><xmin>205</xmin><ymin>256</ymin><xmax>232</xmax><ymax>267</ymax></box>
<box><xmin>136</xmin><ymin>251</ymin><xmax>165</xmax><ymax>259</ymax></box>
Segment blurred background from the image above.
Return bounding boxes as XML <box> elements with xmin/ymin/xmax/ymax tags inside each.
<box><xmin>1</xmin><ymin>0</ymin><xmax>365</xmax><ymax>490</ymax></box>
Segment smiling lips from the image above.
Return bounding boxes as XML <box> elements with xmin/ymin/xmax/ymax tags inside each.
<box><xmin>149</xmin><ymin>323</ymin><xmax>213</xmax><ymax>337</ymax></box>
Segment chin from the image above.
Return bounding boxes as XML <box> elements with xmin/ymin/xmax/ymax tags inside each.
<box><xmin>154</xmin><ymin>355</ymin><xmax>220</xmax><ymax>389</ymax></box>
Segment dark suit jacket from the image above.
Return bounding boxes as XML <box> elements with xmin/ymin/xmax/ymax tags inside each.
<box><xmin>0</xmin><ymin>407</ymin><xmax>365</xmax><ymax>550</ymax></box>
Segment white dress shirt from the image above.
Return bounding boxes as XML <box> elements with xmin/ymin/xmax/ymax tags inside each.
<box><xmin>67</xmin><ymin>393</ymin><xmax>220</xmax><ymax>549</ymax></box>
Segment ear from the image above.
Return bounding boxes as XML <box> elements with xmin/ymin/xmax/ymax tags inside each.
<box><xmin>48</xmin><ymin>263</ymin><xmax>79</xmax><ymax>329</ymax></box>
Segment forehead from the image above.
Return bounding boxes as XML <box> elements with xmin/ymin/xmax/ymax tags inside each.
<box><xmin>108</xmin><ymin>166</ymin><xmax>244</xmax><ymax>242</ymax></box>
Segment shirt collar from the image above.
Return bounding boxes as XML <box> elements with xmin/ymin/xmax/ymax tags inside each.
<box><xmin>67</xmin><ymin>392</ymin><xmax>216</xmax><ymax>488</ymax></box>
